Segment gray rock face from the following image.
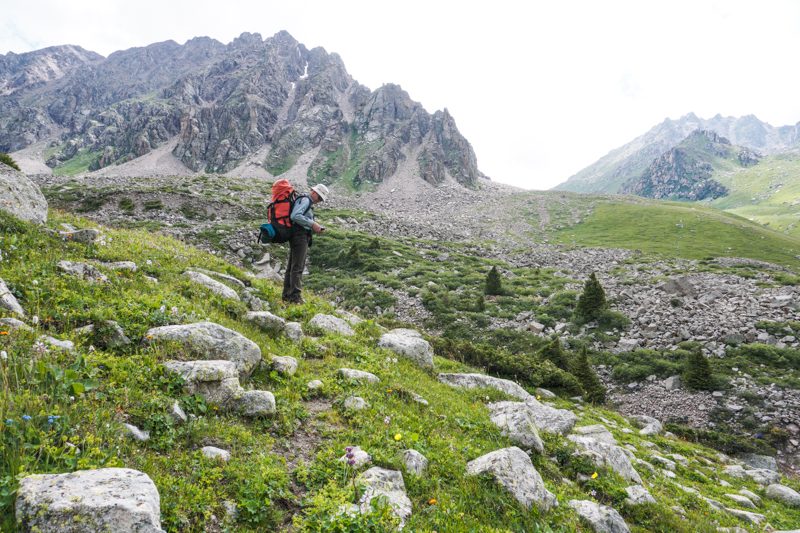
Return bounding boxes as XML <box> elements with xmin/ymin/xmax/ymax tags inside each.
<box><xmin>284</xmin><ymin>322</ymin><xmax>304</xmax><ymax>343</ymax></box>
<box><xmin>628</xmin><ymin>414</ymin><xmax>663</xmax><ymax>436</ymax></box>
<box><xmin>466</xmin><ymin>446</ymin><xmax>557</xmax><ymax>511</ymax></box>
<box><xmin>739</xmin><ymin>453</ymin><xmax>778</xmax><ymax>472</ymax></box>
<box><xmin>725</xmin><ymin>494</ymin><xmax>757</xmax><ymax>509</ymax></box>
<box><xmin>723</xmin><ymin>507</ymin><xmax>767</xmax><ymax>525</ymax></box>
<box><xmin>745</xmin><ymin>468</ymin><xmax>781</xmax><ymax>486</ymax></box>
<box><xmin>338</xmin><ymin>368</ymin><xmax>380</xmax><ymax>384</ymax></box>
<box><xmin>378</xmin><ymin>329</ymin><xmax>433</xmax><ymax>368</ymax></box>
<box><xmin>568</xmin><ymin>435</ymin><xmax>643</xmax><ymax>484</ymax></box>
<box><xmin>766</xmin><ymin>484</ymin><xmax>800</xmax><ymax>507</ymax></box>
<box><xmin>344</xmin><ymin>396</ymin><xmax>369</xmax><ymax>411</ymax></box>
<box><xmin>624</xmin><ymin>485</ymin><xmax>655</xmax><ymax>506</ymax></box>
<box><xmin>15</xmin><ymin>467</ymin><xmax>164</xmax><ymax>532</ymax></box>
<box><xmin>57</xmin><ymin>261</ymin><xmax>108</xmax><ymax>283</ymax></box>
<box><xmin>0</xmin><ymin>278</ymin><xmax>25</xmax><ymax>317</ymax></box>
<box><xmin>524</xmin><ymin>398</ymin><xmax>578</xmax><ymax>435</ymax></box>
<box><xmin>184</xmin><ymin>271</ymin><xmax>240</xmax><ymax>301</ymax></box>
<box><xmin>245</xmin><ymin>311</ymin><xmax>287</xmax><ymax>334</ymax></box>
<box><xmin>402</xmin><ymin>449</ymin><xmax>429</xmax><ymax>475</ymax></box>
<box><xmin>487</xmin><ymin>401</ymin><xmax>545</xmax><ymax>453</ymax></box>
<box><xmin>146</xmin><ymin>322</ymin><xmax>262</xmax><ymax>377</ymax></box>
<box><xmin>271</xmin><ymin>355</ymin><xmax>298</xmax><ymax>376</ymax></box>
<box><xmin>309</xmin><ymin>314</ymin><xmax>355</xmax><ymax>336</ymax></box>
<box><xmin>738</xmin><ymin>488</ymin><xmax>761</xmax><ymax>506</ymax></box>
<box><xmin>237</xmin><ymin>390</ymin><xmax>276</xmax><ymax>417</ymax></box>
<box><xmin>573</xmin><ymin>425</ymin><xmax>617</xmax><ymax>445</ymax></box>
<box><xmin>163</xmin><ymin>360</ymin><xmax>242</xmax><ymax>406</ymax></box>
<box><xmin>0</xmin><ymin>166</ymin><xmax>48</xmax><ymax>224</ymax></box>
<box><xmin>0</xmin><ymin>317</ymin><xmax>31</xmax><ymax>330</ymax></box>
<box><xmin>357</xmin><ymin>468</ymin><xmax>413</xmax><ymax>524</ymax></box>
<box><xmin>59</xmin><ymin>229</ymin><xmax>100</xmax><ymax>244</ymax></box>
<box><xmin>569</xmin><ymin>499</ymin><xmax>631</xmax><ymax>533</ymax></box>
<box><xmin>438</xmin><ymin>373</ymin><xmax>531</xmax><ymax>401</ymax></box>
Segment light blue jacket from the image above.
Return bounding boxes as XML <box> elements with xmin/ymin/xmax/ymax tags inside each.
<box><xmin>290</xmin><ymin>195</ymin><xmax>314</xmax><ymax>231</ymax></box>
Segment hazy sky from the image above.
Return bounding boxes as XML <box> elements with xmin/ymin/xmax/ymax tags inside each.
<box><xmin>3</xmin><ymin>0</ymin><xmax>800</xmax><ymax>189</ymax></box>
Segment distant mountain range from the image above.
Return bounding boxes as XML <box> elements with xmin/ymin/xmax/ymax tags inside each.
<box><xmin>0</xmin><ymin>32</ymin><xmax>485</xmax><ymax>188</ymax></box>
<box><xmin>555</xmin><ymin>113</ymin><xmax>800</xmax><ymax>194</ymax></box>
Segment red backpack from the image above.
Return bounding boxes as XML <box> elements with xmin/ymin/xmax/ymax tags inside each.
<box><xmin>258</xmin><ymin>179</ymin><xmax>306</xmax><ymax>244</ymax></box>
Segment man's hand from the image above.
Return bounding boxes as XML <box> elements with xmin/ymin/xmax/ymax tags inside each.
<box><xmin>311</xmin><ymin>222</ymin><xmax>325</xmax><ymax>234</ymax></box>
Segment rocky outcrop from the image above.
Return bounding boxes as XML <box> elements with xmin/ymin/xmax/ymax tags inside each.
<box><xmin>309</xmin><ymin>314</ymin><xmax>355</xmax><ymax>336</ymax></box>
<box><xmin>569</xmin><ymin>499</ymin><xmax>630</xmax><ymax>533</ymax></box>
<box><xmin>15</xmin><ymin>468</ymin><xmax>164</xmax><ymax>532</ymax></box>
<box><xmin>438</xmin><ymin>373</ymin><xmax>531</xmax><ymax>401</ymax></box>
<box><xmin>183</xmin><ymin>271</ymin><xmax>240</xmax><ymax>301</ymax></box>
<box><xmin>466</xmin><ymin>446</ymin><xmax>557</xmax><ymax>511</ymax></box>
<box><xmin>356</xmin><ymin>468</ymin><xmax>413</xmax><ymax>525</ymax></box>
<box><xmin>145</xmin><ymin>322</ymin><xmax>262</xmax><ymax>377</ymax></box>
<box><xmin>0</xmin><ymin>164</ymin><xmax>48</xmax><ymax>224</ymax></box>
<box><xmin>486</xmin><ymin>401</ymin><xmax>545</xmax><ymax>453</ymax></box>
<box><xmin>0</xmin><ymin>278</ymin><xmax>25</xmax><ymax>317</ymax></box>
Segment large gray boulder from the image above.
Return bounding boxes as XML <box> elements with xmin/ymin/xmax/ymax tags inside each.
<box><xmin>15</xmin><ymin>468</ymin><xmax>164</xmax><ymax>532</ymax></box>
<box><xmin>466</xmin><ymin>446</ymin><xmax>557</xmax><ymax>511</ymax></box>
<box><xmin>766</xmin><ymin>484</ymin><xmax>800</xmax><ymax>507</ymax></box>
<box><xmin>569</xmin><ymin>499</ymin><xmax>630</xmax><ymax>533</ymax></box>
<box><xmin>438</xmin><ymin>373</ymin><xmax>531</xmax><ymax>401</ymax></box>
<box><xmin>0</xmin><ymin>278</ymin><xmax>25</xmax><ymax>317</ymax></box>
<box><xmin>0</xmin><ymin>166</ymin><xmax>47</xmax><ymax>224</ymax></box>
<box><xmin>338</xmin><ymin>368</ymin><xmax>380</xmax><ymax>384</ymax></box>
<box><xmin>57</xmin><ymin>261</ymin><xmax>108</xmax><ymax>284</ymax></box>
<box><xmin>628</xmin><ymin>414</ymin><xmax>663</xmax><ymax>436</ymax></box>
<box><xmin>402</xmin><ymin>449</ymin><xmax>429</xmax><ymax>475</ymax></box>
<box><xmin>568</xmin><ymin>435</ymin><xmax>643</xmax><ymax>484</ymax></box>
<box><xmin>357</xmin><ymin>468</ymin><xmax>413</xmax><ymax>525</ymax></box>
<box><xmin>378</xmin><ymin>329</ymin><xmax>433</xmax><ymax>368</ymax></box>
<box><xmin>524</xmin><ymin>398</ymin><xmax>578</xmax><ymax>435</ymax></box>
<box><xmin>184</xmin><ymin>271</ymin><xmax>240</xmax><ymax>301</ymax></box>
<box><xmin>246</xmin><ymin>311</ymin><xmax>287</xmax><ymax>334</ymax></box>
<box><xmin>163</xmin><ymin>360</ymin><xmax>242</xmax><ymax>406</ymax></box>
<box><xmin>145</xmin><ymin>322</ymin><xmax>262</xmax><ymax>377</ymax></box>
<box><xmin>487</xmin><ymin>401</ymin><xmax>545</xmax><ymax>453</ymax></box>
<box><xmin>309</xmin><ymin>314</ymin><xmax>355</xmax><ymax>336</ymax></box>
<box><xmin>237</xmin><ymin>390</ymin><xmax>276</xmax><ymax>417</ymax></box>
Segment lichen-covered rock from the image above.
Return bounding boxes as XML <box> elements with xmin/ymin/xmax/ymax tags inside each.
<box><xmin>378</xmin><ymin>328</ymin><xmax>433</xmax><ymax>368</ymax></box>
<box><xmin>184</xmin><ymin>270</ymin><xmax>240</xmax><ymax>301</ymax></box>
<box><xmin>466</xmin><ymin>446</ymin><xmax>557</xmax><ymax>511</ymax></box>
<box><xmin>628</xmin><ymin>414</ymin><xmax>663</xmax><ymax>436</ymax></box>
<box><xmin>725</xmin><ymin>494</ymin><xmax>757</xmax><ymax>509</ymax></box>
<box><xmin>163</xmin><ymin>360</ymin><xmax>242</xmax><ymax>406</ymax></box>
<box><xmin>338</xmin><ymin>368</ymin><xmax>380</xmax><ymax>384</ymax></box>
<box><xmin>524</xmin><ymin>398</ymin><xmax>578</xmax><ymax>435</ymax></box>
<box><xmin>624</xmin><ymin>485</ymin><xmax>655</xmax><ymax>506</ymax></box>
<box><xmin>102</xmin><ymin>261</ymin><xmax>138</xmax><ymax>272</ymax></box>
<box><xmin>0</xmin><ymin>278</ymin><xmax>25</xmax><ymax>317</ymax></box>
<box><xmin>246</xmin><ymin>311</ymin><xmax>287</xmax><ymax>333</ymax></box>
<box><xmin>57</xmin><ymin>260</ymin><xmax>109</xmax><ymax>283</ymax></box>
<box><xmin>402</xmin><ymin>449</ymin><xmax>429</xmax><ymax>475</ymax></box>
<box><xmin>309</xmin><ymin>314</ymin><xmax>355</xmax><ymax>336</ymax></box>
<box><xmin>0</xmin><ymin>166</ymin><xmax>48</xmax><ymax>224</ymax></box>
<box><xmin>15</xmin><ymin>467</ymin><xmax>164</xmax><ymax>532</ymax></box>
<box><xmin>284</xmin><ymin>322</ymin><xmax>304</xmax><ymax>343</ymax></box>
<box><xmin>344</xmin><ymin>396</ymin><xmax>369</xmax><ymax>411</ymax></box>
<box><xmin>59</xmin><ymin>228</ymin><xmax>100</xmax><ymax>244</ymax></box>
<box><xmin>357</xmin><ymin>467</ymin><xmax>413</xmax><ymax>525</ymax></box>
<box><xmin>201</xmin><ymin>446</ymin><xmax>231</xmax><ymax>462</ymax></box>
<box><xmin>569</xmin><ymin>499</ymin><xmax>630</xmax><ymax>533</ymax></box>
<box><xmin>568</xmin><ymin>435</ymin><xmax>643</xmax><ymax>484</ymax></box>
<box><xmin>146</xmin><ymin>322</ymin><xmax>262</xmax><ymax>377</ymax></box>
<box><xmin>438</xmin><ymin>373</ymin><xmax>531</xmax><ymax>400</ymax></box>
<box><xmin>745</xmin><ymin>468</ymin><xmax>781</xmax><ymax>486</ymax></box>
<box><xmin>236</xmin><ymin>390</ymin><xmax>276</xmax><ymax>417</ymax></box>
<box><xmin>0</xmin><ymin>317</ymin><xmax>31</xmax><ymax>330</ymax></box>
<box><xmin>271</xmin><ymin>355</ymin><xmax>298</xmax><ymax>376</ymax></box>
<box><xmin>487</xmin><ymin>401</ymin><xmax>545</xmax><ymax>453</ymax></box>
<box><xmin>723</xmin><ymin>507</ymin><xmax>767</xmax><ymax>525</ymax></box>
<box><xmin>573</xmin><ymin>425</ymin><xmax>617</xmax><ymax>445</ymax></box>
<box><xmin>766</xmin><ymin>484</ymin><xmax>800</xmax><ymax>507</ymax></box>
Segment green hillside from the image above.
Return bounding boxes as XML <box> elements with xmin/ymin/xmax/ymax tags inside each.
<box><xmin>3</xmin><ymin>209</ymin><xmax>800</xmax><ymax>531</ymax></box>
<box><xmin>550</xmin><ymin>199</ymin><xmax>800</xmax><ymax>269</ymax></box>
<box><xmin>711</xmin><ymin>151</ymin><xmax>800</xmax><ymax>237</ymax></box>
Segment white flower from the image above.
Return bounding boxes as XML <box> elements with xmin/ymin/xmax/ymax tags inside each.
<box><xmin>170</xmin><ymin>306</ymin><xmax>179</xmax><ymax>315</ymax></box>
<box><xmin>88</xmin><ymin>345</ymin><xmax>96</xmax><ymax>353</ymax></box>
<box><xmin>159</xmin><ymin>305</ymin><xmax>166</xmax><ymax>313</ymax></box>
<box><xmin>146</xmin><ymin>259</ymin><xmax>153</xmax><ymax>265</ymax></box>
<box><xmin>31</xmin><ymin>315</ymin><xmax>39</xmax><ymax>325</ymax></box>
<box><xmin>32</xmin><ymin>280</ymin><xmax>39</xmax><ymax>286</ymax></box>
<box><xmin>0</xmin><ymin>350</ymin><xmax>7</xmax><ymax>361</ymax></box>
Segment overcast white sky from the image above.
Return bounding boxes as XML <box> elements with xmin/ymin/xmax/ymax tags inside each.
<box><xmin>3</xmin><ymin>0</ymin><xmax>800</xmax><ymax>189</ymax></box>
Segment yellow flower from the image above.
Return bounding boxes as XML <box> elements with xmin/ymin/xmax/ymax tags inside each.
<box><xmin>387</xmin><ymin>389</ymin><xmax>393</xmax><ymax>393</ymax></box>
<box><xmin>394</xmin><ymin>433</ymin><xmax>402</xmax><ymax>441</ymax></box>
<box><xmin>428</xmin><ymin>498</ymin><xmax>437</xmax><ymax>505</ymax></box>
<box><xmin>536</xmin><ymin>395</ymin><xmax>541</xmax><ymax>400</ymax></box>
<box><xmin>591</xmin><ymin>472</ymin><xmax>598</xmax><ymax>479</ymax></box>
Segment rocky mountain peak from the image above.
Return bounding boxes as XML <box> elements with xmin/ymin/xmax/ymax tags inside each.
<box><xmin>0</xmin><ymin>44</ymin><xmax>102</xmax><ymax>96</ymax></box>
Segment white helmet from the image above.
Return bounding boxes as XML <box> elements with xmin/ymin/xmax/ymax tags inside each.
<box><xmin>311</xmin><ymin>184</ymin><xmax>329</xmax><ymax>201</ymax></box>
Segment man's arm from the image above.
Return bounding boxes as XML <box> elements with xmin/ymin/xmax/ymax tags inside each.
<box><xmin>290</xmin><ymin>196</ymin><xmax>314</xmax><ymax>230</ymax></box>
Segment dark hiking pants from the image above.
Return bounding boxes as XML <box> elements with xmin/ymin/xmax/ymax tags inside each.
<box><xmin>282</xmin><ymin>230</ymin><xmax>310</xmax><ymax>302</ymax></box>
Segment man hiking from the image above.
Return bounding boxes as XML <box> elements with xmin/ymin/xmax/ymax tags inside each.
<box><xmin>282</xmin><ymin>184</ymin><xmax>329</xmax><ymax>304</ymax></box>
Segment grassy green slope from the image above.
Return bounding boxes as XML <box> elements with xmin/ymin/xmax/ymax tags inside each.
<box><xmin>550</xmin><ymin>200</ymin><xmax>800</xmax><ymax>269</ymax></box>
<box><xmin>3</xmin><ymin>210</ymin><xmax>800</xmax><ymax>531</ymax></box>
<box><xmin>710</xmin><ymin>151</ymin><xmax>800</xmax><ymax>237</ymax></box>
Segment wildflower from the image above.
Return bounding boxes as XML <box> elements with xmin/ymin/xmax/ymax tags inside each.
<box><xmin>0</xmin><ymin>350</ymin><xmax>7</xmax><ymax>361</ymax></box>
<box><xmin>32</xmin><ymin>315</ymin><xmax>39</xmax><ymax>325</ymax></box>
<box><xmin>146</xmin><ymin>260</ymin><xmax>153</xmax><ymax>266</ymax></box>
<box><xmin>536</xmin><ymin>395</ymin><xmax>541</xmax><ymax>400</ymax></box>
<box><xmin>590</xmin><ymin>489</ymin><xmax>597</xmax><ymax>497</ymax></box>
<box><xmin>22</xmin><ymin>415</ymin><xmax>31</xmax><ymax>421</ymax></box>
<box><xmin>5</xmin><ymin>419</ymin><xmax>13</xmax><ymax>425</ymax></box>
<box><xmin>591</xmin><ymin>472</ymin><xmax>598</xmax><ymax>479</ymax></box>
<box><xmin>170</xmin><ymin>306</ymin><xmax>179</xmax><ymax>315</ymax></box>
<box><xmin>159</xmin><ymin>305</ymin><xmax>166</xmax><ymax>313</ymax></box>
<box><xmin>347</xmin><ymin>458</ymin><xmax>356</xmax><ymax>466</ymax></box>
<box><xmin>428</xmin><ymin>498</ymin><xmax>437</xmax><ymax>505</ymax></box>
<box><xmin>0</xmin><ymin>331</ymin><xmax>8</xmax><ymax>336</ymax></box>
<box><xmin>384</xmin><ymin>416</ymin><xmax>391</xmax><ymax>425</ymax></box>
<box><xmin>394</xmin><ymin>433</ymin><xmax>402</xmax><ymax>441</ymax></box>
<box><xmin>32</xmin><ymin>280</ymin><xmax>38</xmax><ymax>286</ymax></box>
<box><xmin>386</xmin><ymin>389</ymin><xmax>393</xmax><ymax>393</ymax></box>
<box><xmin>88</xmin><ymin>345</ymin><xmax>96</xmax><ymax>353</ymax></box>
<box><xmin>47</xmin><ymin>415</ymin><xmax>61</xmax><ymax>424</ymax></box>
<box><xmin>345</xmin><ymin>446</ymin><xmax>353</xmax><ymax>453</ymax></box>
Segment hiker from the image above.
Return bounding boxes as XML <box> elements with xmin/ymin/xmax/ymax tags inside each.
<box><xmin>282</xmin><ymin>184</ymin><xmax>329</xmax><ymax>304</ymax></box>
